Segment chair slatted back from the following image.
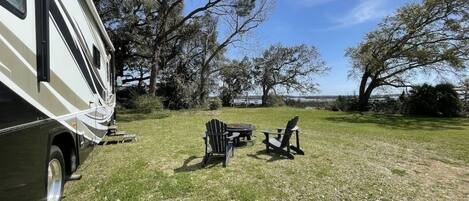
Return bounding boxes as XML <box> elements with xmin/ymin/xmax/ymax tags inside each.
<box><xmin>280</xmin><ymin>116</ymin><xmax>299</xmax><ymax>148</ymax></box>
<box><xmin>206</xmin><ymin>119</ymin><xmax>228</xmax><ymax>153</ymax></box>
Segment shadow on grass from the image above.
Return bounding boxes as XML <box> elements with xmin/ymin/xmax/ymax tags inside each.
<box><xmin>174</xmin><ymin>155</ymin><xmax>224</xmax><ymax>173</ymax></box>
<box><xmin>247</xmin><ymin>150</ymin><xmax>288</xmax><ymax>162</ymax></box>
<box><xmin>117</xmin><ymin>110</ymin><xmax>170</xmax><ymax>122</ymax></box>
<box><xmin>324</xmin><ymin>112</ymin><xmax>469</xmax><ymax>131</ymax></box>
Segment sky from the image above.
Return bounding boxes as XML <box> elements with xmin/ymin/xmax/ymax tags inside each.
<box><xmin>186</xmin><ymin>0</ymin><xmax>414</xmax><ymax>95</ymax></box>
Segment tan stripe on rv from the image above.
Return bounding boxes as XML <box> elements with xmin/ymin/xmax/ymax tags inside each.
<box><xmin>0</xmin><ymin>22</ymin><xmax>89</xmax><ymax>110</ymax></box>
<box><xmin>0</xmin><ymin>21</ymin><xmax>36</xmax><ymax>67</ymax></box>
<box><xmin>50</xmin><ymin>72</ymin><xmax>89</xmax><ymax>109</ymax></box>
<box><xmin>0</xmin><ymin>40</ymin><xmax>69</xmax><ymax>116</ymax></box>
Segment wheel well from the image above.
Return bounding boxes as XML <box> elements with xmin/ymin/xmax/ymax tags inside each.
<box><xmin>52</xmin><ymin>133</ymin><xmax>77</xmax><ymax>176</ymax></box>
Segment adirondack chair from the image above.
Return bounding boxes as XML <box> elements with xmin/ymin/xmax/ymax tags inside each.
<box><xmin>202</xmin><ymin>119</ymin><xmax>239</xmax><ymax>167</ymax></box>
<box><xmin>262</xmin><ymin>116</ymin><xmax>304</xmax><ymax>159</ymax></box>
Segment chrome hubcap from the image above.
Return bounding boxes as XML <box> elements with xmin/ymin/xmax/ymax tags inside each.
<box><xmin>47</xmin><ymin>159</ymin><xmax>63</xmax><ymax>201</ymax></box>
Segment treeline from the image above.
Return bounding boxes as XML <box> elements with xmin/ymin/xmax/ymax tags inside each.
<box><xmin>94</xmin><ymin>0</ymin><xmax>270</xmax><ymax>109</ymax></box>
<box><xmin>329</xmin><ymin>83</ymin><xmax>466</xmax><ymax>117</ymax></box>
<box><xmin>94</xmin><ymin>0</ymin><xmax>329</xmax><ymax>109</ymax></box>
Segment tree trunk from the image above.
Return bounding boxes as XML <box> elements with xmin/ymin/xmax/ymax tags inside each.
<box><xmin>358</xmin><ymin>89</ymin><xmax>373</xmax><ymax>111</ymax></box>
<box><xmin>198</xmin><ymin>64</ymin><xmax>208</xmax><ymax>105</ymax></box>
<box><xmin>261</xmin><ymin>86</ymin><xmax>270</xmax><ymax>106</ymax></box>
<box><xmin>148</xmin><ymin>48</ymin><xmax>160</xmax><ymax>96</ymax></box>
<box><xmin>358</xmin><ymin>73</ymin><xmax>377</xmax><ymax>111</ymax></box>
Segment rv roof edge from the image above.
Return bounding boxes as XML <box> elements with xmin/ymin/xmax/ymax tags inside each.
<box><xmin>84</xmin><ymin>0</ymin><xmax>115</xmax><ymax>52</ymax></box>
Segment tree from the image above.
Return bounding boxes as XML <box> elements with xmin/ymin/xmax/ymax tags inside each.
<box><xmin>219</xmin><ymin>57</ymin><xmax>253</xmax><ymax>106</ymax></box>
<box><xmin>196</xmin><ymin>0</ymin><xmax>271</xmax><ymax>104</ymax></box>
<box><xmin>95</xmin><ymin>0</ymin><xmax>272</xmax><ymax>100</ymax></box>
<box><xmin>253</xmin><ymin>44</ymin><xmax>328</xmax><ymax>106</ymax></box>
<box><xmin>459</xmin><ymin>78</ymin><xmax>469</xmax><ymax>109</ymax></box>
<box><xmin>347</xmin><ymin>0</ymin><xmax>469</xmax><ymax>111</ymax></box>
<box><xmin>94</xmin><ymin>0</ymin><xmax>156</xmax><ymax>88</ymax></box>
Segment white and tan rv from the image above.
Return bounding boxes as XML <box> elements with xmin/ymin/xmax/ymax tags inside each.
<box><xmin>0</xmin><ymin>0</ymin><xmax>115</xmax><ymax>200</ymax></box>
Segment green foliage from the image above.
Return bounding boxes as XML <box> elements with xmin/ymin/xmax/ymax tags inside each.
<box><xmin>208</xmin><ymin>97</ymin><xmax>223</xmax><ymax>110</ymax></box>
<box><xmin>157</xmin><ymin>74</ymin><xmax>198</xmax><ymax>110</ymax></box>
<box><xmin>219</xmin><ymin>57</ymin><xmax>253</xmax><ymax>106</ymax></box>
<box><xmin>370</xmin><ymin>97</ymin><xmax>402</xmax><ymax>114</ymax></box>
<box><xmin>334</xmin><ymin>96</ymin><xmax>359</xmax><ymax>111</ymax></box>
<box><xmin>284</xmin><ymin>99</ymin><xmax>334</xmax><ymax>109</ymax></box>
<box><xmin>254</xmin><ymin>44</ymin><xmax>329</xmax><ymax>106</ymax></box>
<box><xmin>133</xmin><ymin>95</ymin><xmax>164</xmax><ymax>114</ymax></box>
<box><xmin>435</xmin><ymin>84</ymin><xmax>463</xmax><ymax>117</ymax></box>
<box><xmin>404</xmin><ymin>83</ymin><xmax>462</xmax><ymax>117</ymax></box>
<box><xmin>265</xmin><ymin>95</ymin><xmax>285</xmax><ymax>107</ymax></box>
<box><xmin>235</xmin><ymin>0</ymin><xmax>256</xmax><ymax>16</ymax></box>
<box><xmin>347</xmin><ymin>0</ymin><xmax>468</xmax><ymax>110</ymax></box>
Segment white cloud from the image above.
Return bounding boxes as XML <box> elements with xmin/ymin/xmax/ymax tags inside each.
<box><xmin>336</xmin><ymin>0</ymin><xmax>389</xmax><ymax>26</ymax></box>
<box><xmin>311</xmin><ymin>0</ymin><xmax>391</xmax><ymax>31</ymax></box>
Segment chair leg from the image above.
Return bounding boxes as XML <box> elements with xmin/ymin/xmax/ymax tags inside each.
<box><xmin>290</xmin><ymin>145</ymin><xmax>304</xmax><ymax>155</ymax></box>
<box><xmin>224</xmin><ymin>153</ymin><xmax>230</xmax><ymax>167</ymax></box>
<box><xmin>266</xmin><ymin>143</ymin><xmax>270</xmax><ymax>153</ymax></box>
<box><xmin>286</xmin><ymin>152</ymin><xmax>295</xmax><ymax>160</ymax></box>
<box><xmin>274</xmin><ymin>147</ymin><xmax>295</xmax><ymax>160</ymax></box>
<box><xmin>202</xmin><ymin>153</ymin><xmax>211</xmax><ymax>167</ymax></box>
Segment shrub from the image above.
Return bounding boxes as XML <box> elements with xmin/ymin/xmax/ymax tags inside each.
<box><xmin>285</xmin><ymin>99</ymin><xmax>305</xmax><ymax>108</ymax></box>
<box><xmin>265</xmin><ymin>95</ymin><xmax>285</xmax><ymax>107</ymax></box>
<box><xmin>435</xmin><ymin>83</ymin><xmax>462</xmax><ymax>117</ymax></box>
<box><xmin>370</xmin><ymin>96</ymin><xmax>402</xmax><ymax>114</ymax></box>
<box><xmin>334</xmin><ymin>96</ymin><xmax>358</xmax><ymax>111</ymax></box>
<box><xmin>157</xmin><ymin>78</ymin><xmax>198</xmax><ymax>110</ymax></box>
<box><xmin>133</xmin><ymin>95</ymin><xmax>164</xmax><ymax>113</ymax></box>
<box><xmin>116</xmin><ymin>86</ymin><xmax>147</xmax><ymax>109</ymax></box>
<box><xmin>404</xmin><ymin>83</ymin><xmax>462</xmax><ymax>117</ymax></box>
<box><xmin>208</xmin><ymin>98</ymin><xmax>223</xmax><ymax>110</ymax></box>
<box><xmin>405</xmin><ymin>84</ymin><xmax>437</xmax><ymax>116</ymax></box>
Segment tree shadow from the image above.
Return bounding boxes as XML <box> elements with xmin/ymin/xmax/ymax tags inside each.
<box><xmin>117</xmin><ymin>110</ymin><xmax>170</xmax><ymax>123</ymax></box>
<box><xmin>247</xmin><ymin>150</ymin><xmax>288</xmax><ymax>162</ymax></box>
<box><xmin>174</xmin><ymin>155</ymin><xmax>223</xmax><ymax>173</ymax></box>
<box><xmin>324</xmin><ymin>112</ymin><xmax>469</xmax><ymax>131</ymax></box>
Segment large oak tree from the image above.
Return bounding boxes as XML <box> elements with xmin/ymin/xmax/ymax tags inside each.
<box><xmin>253</xmin><ymin>44</ymin><xmax>329</xmax><ymax>106</ymax></box>
<box><xmin>347</xmin><ymin>0</ymin><xmax>469</xmax><ymax>111</ymax></box>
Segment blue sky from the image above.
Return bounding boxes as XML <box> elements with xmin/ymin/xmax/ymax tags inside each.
<box><xmin>187</xmin><ymin>0</ymin><xmax>414</xmax><ymax>95</ymax></box>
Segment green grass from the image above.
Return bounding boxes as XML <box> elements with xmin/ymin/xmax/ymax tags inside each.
<box><xmin>64</xmin><ymin>107</ymin><xmax>469</xmax><ymax>200</ymax></box>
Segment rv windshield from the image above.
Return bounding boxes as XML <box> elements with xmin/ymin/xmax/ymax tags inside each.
<box><xmin>6</xmin><ymin>0</ymin><xmax>25</xmax><ymax>13</ymax></box>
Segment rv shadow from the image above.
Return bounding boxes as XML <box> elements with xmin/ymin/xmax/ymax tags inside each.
<box><xmin>324</xmin><ymin>112</ymin><xmax>468</xmax><ymax>131</ymax></box>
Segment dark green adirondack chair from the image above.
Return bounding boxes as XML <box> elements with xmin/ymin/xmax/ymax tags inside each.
<box><xmin>262</xmin><ymin>116</ymin><xmax>304</xmax><ymax>159</ymax></box>
<box><xmin>203</xmin><ymin>119</ymin><xmax>239</xmax><ymax>167</ymax></box>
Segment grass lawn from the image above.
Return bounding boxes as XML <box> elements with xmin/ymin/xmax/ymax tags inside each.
<box><xmin>63</xmin><ymin>107</ymin><xmax>469</xmax><ymax>200</ymax></box>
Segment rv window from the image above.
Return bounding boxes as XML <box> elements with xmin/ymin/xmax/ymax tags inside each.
<box><xmin>93</xmin><ymin>46</ymin><xmax>101</xmax><ymax>69</ymax></box>
<box><xmin>0</xmin><ymin>0</ymin><xmax>26</xmax><ymax>19</ymax></box>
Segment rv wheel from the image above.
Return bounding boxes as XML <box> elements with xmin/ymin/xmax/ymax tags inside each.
<box><xmin>47</xmin><ymin>145</ymin><xmax>65</xmax><ymax>201</ymax></box>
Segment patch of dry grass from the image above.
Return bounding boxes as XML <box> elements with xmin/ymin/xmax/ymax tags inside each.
<box><xmin>64</xmin><ymin>107</ymin><xmax>469</xmax><ymax>200</ymax></box>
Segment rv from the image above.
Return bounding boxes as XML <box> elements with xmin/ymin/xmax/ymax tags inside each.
<box><xmin>0</xmin><ymin>0</ymin><xmax>115</xmax><ymax>200</ymax></box>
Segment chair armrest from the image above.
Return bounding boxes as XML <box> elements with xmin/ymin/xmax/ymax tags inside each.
<box><xmin>262</xmin><ymin>131</ymin><xmax>284</xmax><ymax>135</ymax></box>
<box><xmin>227</xmin><ymin>132</ymin><xmax>240</xmax><ymax>139</ymax></box>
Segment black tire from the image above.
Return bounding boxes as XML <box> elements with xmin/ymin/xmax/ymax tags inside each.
<box><xmin>48</xmin><ymin>145</ymin><xmax>65</xmax><ymax>201</ymax></box>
